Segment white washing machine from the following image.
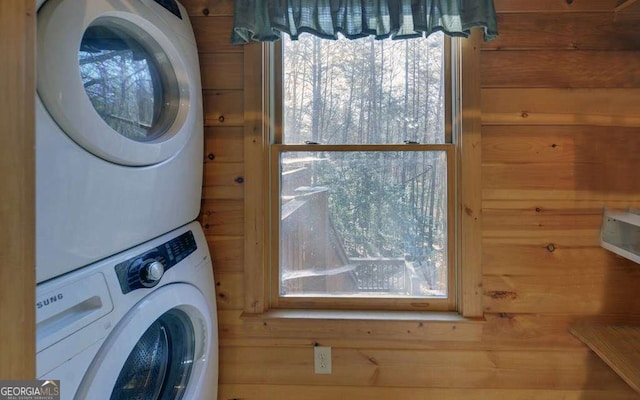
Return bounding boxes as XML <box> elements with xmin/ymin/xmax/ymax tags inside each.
<box><xmin>36</xmin><ymin>221</ymin><xmax>218</xmax><ymax>400</ymax></box>
<box><xmin>36</xmin><ymin>0</ymin><xmax>204</xmax><ymax>283</ymax></box>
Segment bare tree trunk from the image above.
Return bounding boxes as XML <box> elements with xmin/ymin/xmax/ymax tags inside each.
<box><xmin>299</xmin><ymin>40</ymin><xmax>310</xmax><ymax>142</ymax></box>
<box><xmin>311</xmin><ymin>38</ymin><xmax>322</xmax><ymax>143</ymax></box>
<box><xmin>288</xmin><ymin>44</ymin><xmax>299</xmax><ymax>141</ymax></box>
<box><xmin>403</xmin><ymin>40</ymin><xmax>409</xmax><ymax>140</ymax></box>
<box><xmin>343</xmin><ymin>62</ymin><xmax>355</xmax><ymax>143</ymax></box>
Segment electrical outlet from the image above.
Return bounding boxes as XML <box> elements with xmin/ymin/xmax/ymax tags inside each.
<box><xmin>314</xmin><ymin>346</ymin><xmax>332</xmax><ymax>374</ymax></box>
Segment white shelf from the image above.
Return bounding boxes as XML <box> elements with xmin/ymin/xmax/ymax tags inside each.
<box><xmin>601</xmin><ymin>209</ymin><xmax>640</xmax><ymax>264</ymax></box>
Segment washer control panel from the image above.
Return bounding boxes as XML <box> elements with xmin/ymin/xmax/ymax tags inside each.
<box><xmin>115</xmin><ymin>230</ymin><xmax>197</xmax><ymax>294</ymax></box>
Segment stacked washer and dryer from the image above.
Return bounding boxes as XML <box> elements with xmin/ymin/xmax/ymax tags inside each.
<box><xmin>35</xmin><ymin>0</ymin><xmax>218</xmax><ymax>399</ymax></box>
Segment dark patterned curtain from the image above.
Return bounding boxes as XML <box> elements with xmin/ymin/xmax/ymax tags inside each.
<box><xmin>231</xmin><ymin>0</ymin><xmax>498</xmax><ymax>44</ymax></box>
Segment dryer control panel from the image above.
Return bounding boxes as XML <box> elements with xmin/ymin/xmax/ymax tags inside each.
<box><xmin>115</xmin><ymin>230</ymin><xmax>197</xmax><ymax>294</ymax></box>
<box><xmin>153</xmin><ymin>0</ymin><xmax>182</xmax><ymax>19</ymax></box>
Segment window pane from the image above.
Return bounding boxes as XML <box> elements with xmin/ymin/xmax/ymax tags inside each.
<box><xmin>282</xmin><ymin>33</ymin><xmax>445</xmax><ymax>145</ymax></box>
<box><xmin>279</xmin><ymin>151</ymin><xmax>448</xmax><ymax>298</ymax></box>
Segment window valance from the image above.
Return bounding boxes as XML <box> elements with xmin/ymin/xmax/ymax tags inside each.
<box><xmin>231</xmin><ymin>0</ymin><xmax>498</xmax><ymax>44</ymax></box>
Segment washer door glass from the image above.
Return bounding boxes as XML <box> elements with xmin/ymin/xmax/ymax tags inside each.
<box><xmin>79</xmin><ymin>19</ymin><xmax>179</xmax><ymax>143</ymax></box>
<box><xmin>110</xmin><ymin>309</ymin><xmax>194</xmax><ymax>400</ymax></box>
<box><xmin>37</xmin><ymin>0</ymin><xmax>198</xmax><ymax>166</ymax></box>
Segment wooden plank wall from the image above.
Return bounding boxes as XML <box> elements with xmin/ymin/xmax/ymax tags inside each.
<box><xmin>0</xmin><ymin>0</ymin><xmax>36</xmax><ymax>380</ymax></box>
<box><xmin>184</xmin><ymin>1</ymin><xmax>640</xmax><ymax>398</ymax></box>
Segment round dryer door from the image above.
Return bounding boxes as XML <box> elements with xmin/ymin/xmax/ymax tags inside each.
<box><xmin>37</xmin><ymin>0</ymin><xmax>197</xmax><ymax>166</ymax></box>
<box><xmin>75</xmin><ymin>284</ymin><xmax>216</xmax><ymax>400</ymax></box>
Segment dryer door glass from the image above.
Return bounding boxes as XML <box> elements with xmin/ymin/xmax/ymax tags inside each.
<box><xmin>79</xmin><ymin>19</ymin><xmax>179</xmax><ymax>143</ymax></box>
<box><xmin>111</xmin><ymin>309</ymin><xmax>195</xmax><ymax>400</ymax></box>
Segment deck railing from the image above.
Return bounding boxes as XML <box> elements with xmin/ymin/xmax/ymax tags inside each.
<box><xmin>280</xmin><ymin>162</ymin><xmax>413</xmax><ymax>295</ymax></box>
<box><xmin>349</xmin><ymin>258</ymin><xmax>408</xmax><ymax>293</ymax></box>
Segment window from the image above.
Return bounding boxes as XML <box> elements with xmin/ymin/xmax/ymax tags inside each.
<box><xmin>244</xmin><ymin>30</ymin><xmax>483</xmax><ymax>318</ymax></box>
<box><xmin>268</xmin><ymin>33</ymin><xmax>455</xmax><ymax>312</ymax></box>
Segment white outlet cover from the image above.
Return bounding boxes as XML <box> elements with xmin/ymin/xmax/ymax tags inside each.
<box><xmin>314</xmin><ymin>346</ymin><xmax>332</xmax><ymax>374</ymax></box>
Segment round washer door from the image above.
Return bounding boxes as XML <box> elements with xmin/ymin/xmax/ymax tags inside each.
<box><xmin>75</xmin><ymin>284</ymin><xmax>214</xmax><ymax>400</ymax></box>
<box><xmin>38</xmin><ymin>0</ymin><xmax>195</xmax><ymax>166</ymax></box>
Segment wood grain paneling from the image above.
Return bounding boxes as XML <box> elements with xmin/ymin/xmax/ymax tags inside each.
<box><xmin>204</xmin><ymin>127</ymin><xmax>244</xmax><ymax>163</ymax></box>
<box><xmin>207</xmin><ymin>237</ymin><xmax>244</xmax><ymax>272</ymax></box>
<box><xmin>482</xmin><ymin>51</ymin><xmax>640</xmax><ymax>88</ymax></box>
<box><xmin>483</xmin><ymin>241</ymin><xmax>637</xmax><ymax>276</ymax></box>
<box><xmin>616</xmin><ymin>3</ymin><xmax>640</xmax><ymax>15</ymax></box>
<box><xmin>482</xmin><ymin>126</ymin><xmax>640</xmax><ymax>164</ymax></box>
<box><xmin>458</xmin><ymin>30</ymin><xmax>484</xmax><ymax>317</ymax></box>
<box><xmin>202</xmin><ymin>158</ymin><xmax>244</xmax><ymax>197</ymax></box>
<box><xmin>483</xmin><ymin>208</ymin><xmax>605</xmax><ymax>232</ymax></box>
<box><xmin>482</xmin><ymin>88</ymin><xmax>640</xmax><ymax>126</ymax></box>
<box><xmin>483</xmin><ymin>199</ymin><xmax>640</xmax><ymax>212</ymax></box>
<box><xmin>483</xmin><ymin>272</ymin><xmax>640</xmax><ymax>314</ymax></box>
<box><xmin>217</xmin><ymin>311</ymin><xmax>640</xmax><ymax>352</ymax></box>
<box><xmin>203</xmin><ymin>162</ymin><xmax>244</xmax><ymax>187</ymax></box>
<box><xmin>191</xmin><ymin>16</ymin><xmax>241</xmax><ymax>53</ymax></box>
<box><xmin>220</xmin><ymin>346</ymin><xmax>626</xmax><ymax>390</ymax></box>
<box><xmin>242</xmin><ymin>43</ymin><xmax>269</xmax><ymax>315</ymax></box>
<box><xmin>200</xmin><ymin>200</ymin><xmax>244</xmax><ymax>236</ymax></box>
<box><xmin>202</xmin><ymin>185</ymin><xmax>244</xmax><ymax>200</ymax></box>
<box><xmin>485</xmin><ymin>13</ymin><xmax>640</xmax><ymax>50</ymax></box>
<box><xmin>483</xmin><ymin>189</ymin><xmax>640</xmax><ymax>205</ymax></box>
<box><xmin>484</xmin><ymin>162</ymin><xmax>639</xmax><ymax>194</ymax></box>
<box><xmin>190</xmin><ymin>3</ymin><xmax>640</xmax><ymax>399</ymax></box>
<box><xmin>219</xmin><ymin>384</ymin><xmax>639</xmax><ymax>400</ymax></box>
<box><xmin>493</xmin><ymin>0</ymin><xmax>622</xmax><ymax>13</ymax></box>
<box><xmin>0</xmin><ymin>0</ymin><xmax>35</xmax><ymax>380</ymax></box>
<box><xmin>215</xmin><ymin>271</ymin><xmax>244</xmax><ymax>310</ymax></box>
<box><xmin>200</xmin><ymin>53</ymin><xmax>244</xmax><ymax>90</ymax></box>
<box><xmin>182</xmin><ymin>0</ymin><xmax>233</xmax><ymax>17</ymax></box>
<box><xmin>204</xmin><ymin>90</ymin><xmax>244</xmax><ymax>127</ymax></box>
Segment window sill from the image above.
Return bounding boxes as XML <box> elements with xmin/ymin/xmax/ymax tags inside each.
<box><xmin>235</xmin><ymin>309</ymin><xmax>485</xmax><ymax>345</ymax></box>
<box><xmin>241</xmin><ymin>309</ymin><xmax>484</xmax><ymax>323</ymax></box>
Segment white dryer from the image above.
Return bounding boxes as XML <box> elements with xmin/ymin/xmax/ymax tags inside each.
<box><xmin>36</xmin><ymin>0</ymin><xmax>204</xmax><ymax>282</ymax></box>
<box><xmin>36</xmin><ymin>221</ymin><xmax>218</xmax><ymax>400</ymax></box>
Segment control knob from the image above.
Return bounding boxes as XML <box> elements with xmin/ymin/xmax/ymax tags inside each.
<box><xmin>140</xmin><ymin>259</ymin><xmax>165</xmax><ymax>287</ymax></box>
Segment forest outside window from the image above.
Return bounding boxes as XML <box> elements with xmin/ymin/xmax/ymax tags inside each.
<box><xmin>269</xmin><ymin>33</ymin><xmax>457</xmax><ymax>311</ymax></box>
